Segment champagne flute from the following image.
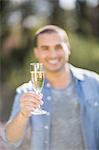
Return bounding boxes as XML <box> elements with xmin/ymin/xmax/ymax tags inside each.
<box><xmin>30</xmin><ymin>63</ymin><xmax>47</xmax><ymax>115</ymax></box>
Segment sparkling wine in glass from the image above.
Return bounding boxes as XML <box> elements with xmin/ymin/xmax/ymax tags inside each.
<box><xmin>30</xmin><ymin>63</ymin><xmax>47</xmax><ymax>115</ymax></box>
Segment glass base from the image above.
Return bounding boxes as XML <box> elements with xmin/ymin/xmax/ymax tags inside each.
<box><xmin>31</xmin><ymin>108</ymin><xmax>48</xmax><ymax>115</ymax></box>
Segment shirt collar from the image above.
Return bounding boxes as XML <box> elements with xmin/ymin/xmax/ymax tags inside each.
<box><xmin>69</xmin><ymin>64</ymin><xmax>85</xmax><ymax>81</ymax></box>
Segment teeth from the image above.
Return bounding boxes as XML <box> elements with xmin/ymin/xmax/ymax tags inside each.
<box><xmin>49</xmin><ymin>60</ymin><xmax>58</xmax><ymax>64</ymax></box>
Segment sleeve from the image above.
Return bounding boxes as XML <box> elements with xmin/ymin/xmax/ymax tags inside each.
<box><xmin>3</xmin><ymin>92</ymin><xmax>23</xmax><ymax>148</ymax></box>
<box><xmin>9</xmin><ymin>92</ymin><xmax>22</xmax><ymax>120</ymax></box>
<box><xmin>3</xmin><ymin>82</ymin><xmax>32</xmax><ymax>148</ymax></box>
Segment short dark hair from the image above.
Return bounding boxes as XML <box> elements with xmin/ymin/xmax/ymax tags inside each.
<box><xmin>33</xmin><ymin>25</ymin><xmax>70</xmax><ymax>48</ymax></box>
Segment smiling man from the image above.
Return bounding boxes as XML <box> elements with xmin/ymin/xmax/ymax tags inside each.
<box><xmin>5</xmin><ymin>25</ymin><xmax>99</xmax><ymax>150</ymax></box>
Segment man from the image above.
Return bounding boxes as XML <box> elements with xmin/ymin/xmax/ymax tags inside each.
<box><xmin>5</xmin><ymin>25</ymin><xmax>99</xmax><ymax>150</ymax></box>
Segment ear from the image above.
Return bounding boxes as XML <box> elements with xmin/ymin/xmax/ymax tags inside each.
<box><xmin>68</xmin><ymin>48</ymin><xmax>71</xmax><ymax>56</ymax></box>
<box><xmin>34</xmin><ymin>48</ymin><xmax>39</xmax><ymax>58</ymax></box>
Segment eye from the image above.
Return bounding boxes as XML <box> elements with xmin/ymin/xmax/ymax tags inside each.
<box><xmin>55</xmin><ymin>44</ymin><xmax>63</xmax><ymax>50</ymax></box>
<box><xmin>41</xmin><ymin>46</ymin><xmax>49</xmax><ymax>51</ymax></box>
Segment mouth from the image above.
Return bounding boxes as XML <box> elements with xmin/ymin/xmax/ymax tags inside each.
<box><xmin>48</xmin><ymin>59</ymin><xmax>59</xmax><ymax>65</ymax></box>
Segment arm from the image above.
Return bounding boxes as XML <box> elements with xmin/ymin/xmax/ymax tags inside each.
<box><xmin>5</xmin><ymin>92</ymin><xmax>42</xmax><ymax>144</ymax></box>
<box><xmin>5</xmin><ymin>112</ymin><xmax>29</xmax><ymax>144</ymax></box>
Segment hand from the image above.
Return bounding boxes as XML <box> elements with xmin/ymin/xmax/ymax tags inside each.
<box><xmin>20</xmin><ymin>92</ymin><xmax>43</xmax><ymax>118</ymax></box>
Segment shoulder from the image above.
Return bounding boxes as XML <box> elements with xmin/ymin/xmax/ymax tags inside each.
<box><xmin>78</xmin><ymin>68</ymin><xmax>99</xmax><ymax>93</ymax></box>
<box><xmin>80</xmin><ymin>69</ymin><xmax>99</xmax><ymax>92</ymax></box>
<box><xmin>71</xmin><ymin>65</ymin><xmax>99</xmax><ymax>94</ymax></box>
<box><xmin>16</xmin><ymin>81</ymin><xmax>32</xmax><ymax>94</ymax></box>
<box><xmin>71</xmin><ymin>65</ymin><xmax>99</xmax><ymax>83</ymax></box>
<box><xmin>79</xmin><ymin>68</ymin><xmax>99</xmax><ymax>85</ymax></box>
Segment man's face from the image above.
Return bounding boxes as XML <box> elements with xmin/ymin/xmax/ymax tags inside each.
<box><xmin>34</xmin><ymin>33</ymin><xmax>70</xmax><ymax>73</ymax></box>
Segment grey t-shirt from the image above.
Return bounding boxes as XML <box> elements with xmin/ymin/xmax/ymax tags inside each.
<box><xmin>50</xmin><ymin>78</ymin><xmax>84</xmax><ymax>150</ymax></box>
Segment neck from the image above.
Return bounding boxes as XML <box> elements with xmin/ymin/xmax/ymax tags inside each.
<box><xmin>45</xmin><ymin>64</ymin><xmax>71</xmax><ymax>89</ymax></box>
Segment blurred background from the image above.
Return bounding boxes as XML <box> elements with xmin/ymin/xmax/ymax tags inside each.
<box><xmin>0</xmin><ymin>0</ymin><xmax>99</xmax><ymax>123</ymax></box>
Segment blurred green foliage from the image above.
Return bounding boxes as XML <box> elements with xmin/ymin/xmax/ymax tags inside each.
<box><xmin>69</xmin><ymin>33</ymin><xmax>99</xmax><ymax>73</ymax></box>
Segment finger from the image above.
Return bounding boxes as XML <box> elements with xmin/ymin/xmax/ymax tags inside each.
<box><xmin>22</xmin><ymin>92</ymin><xmax>43</xmax><ymax>100</ymax></box>
<box><xmin>21</xmin><ymin>99</ymin><xmax>40</xmax><ymax>107</ymax></box>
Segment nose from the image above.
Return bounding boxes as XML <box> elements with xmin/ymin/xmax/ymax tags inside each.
<box><xmin>50</xmin><ymin>49</ymin><xmax>57</xmax><ymax>58</ymax></box>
